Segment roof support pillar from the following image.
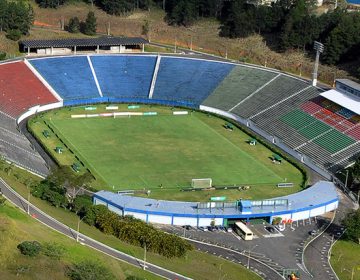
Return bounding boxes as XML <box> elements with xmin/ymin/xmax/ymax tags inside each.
<box><xmin>74</xmin><ymin>45</ymin><xmax>77</xmax><ymax>54</ymax></box>
<box><xmin>51</xmin><ymin>46</ymin><xmax>53</xmax><ymax>55</ymax></box>
<box><xmin>97</xmin><ymin>45</ymin><xmax>99</xmax><ymax>54</ymax></box>
<box><xmin>27</xmin><ymin>47</ymin><xmax>30</xmax><ymax>55</ymax></box>
<box><xmin>119</xmin><ymin>45</ymin><xmax>121</xmax><ymax>53</ymax></box>
<box><xmin>142</xmin><ymin>44</ymin><xmax>144</xmax><ymax>53</ymax></box>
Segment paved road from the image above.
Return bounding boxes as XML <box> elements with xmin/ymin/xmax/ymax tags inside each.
<box><xmin>303</xmin><ymin>191</ymin><xmax>351</xmax><ymax>280</ymax></box>
<box><xmin>158</xmin><ymin>219</ymin><xmax>323</xmax><ymax>280</ymax></box>
<box><xmin>0</xmin><ymin>177</ymin><xmax>191</xmax><ymax>280</ymax></box>
<box><xmin>187</xmin><ymin>238</ymin><xmax>284</xmax><ymax>280</ymax></box>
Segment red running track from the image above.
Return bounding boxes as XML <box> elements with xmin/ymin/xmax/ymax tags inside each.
<box><xmin>0</xmin><ymin>61</ymin><xmax>58</xmax><ymax>118</ymax></box>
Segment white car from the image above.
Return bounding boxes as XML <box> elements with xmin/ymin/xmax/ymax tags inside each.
<box><xmin>275</xmin><ymin>224</ymin><xmax>286</xmax><ymax>232</ymax></box>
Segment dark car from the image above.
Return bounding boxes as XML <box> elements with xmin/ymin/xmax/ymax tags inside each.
<box><xmin>266</xmin><ymin>226</ymin><xmax>276</xmax><ymax>233</ymax></box>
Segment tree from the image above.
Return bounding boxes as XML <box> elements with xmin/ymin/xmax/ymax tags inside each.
<box><xmin>17</xmin><ymin>241</ymin><xmax>42</xmax><ymax>257</ymax></box>
<box><xmin>343</xmin><ymin>209</ymin><xmax>360</xmax><ymax>244</ymax></box>
<box><xmin>98</xmin><ymin>0</ymin><xmax>132</xmax><ymax>16</ymax></box>
<box><xmin>72</xmin><ymin>195</ymin><xmax>93</xmax><ymax>214</ymax></box>
<box><xmin>67</xmin><ymin>17</ymin><xmax>80</xmax><ymax>33</ymax></box>
<box><xmin>67</xmin><ymin>260</ymin><xmax>114</xmax><ymax>280</ymax></box>
<box><xmin>219</xmin><ymin>0</ymin><xmax>256</xmax><ymax>38</ymax></box>
<box><xmin>323</xmin><ymin>12</ymin><xmax>360</xmax><ymax>65</ymax></box>
<box><xmin>0</xmin><ymin>194</ymin><xmax>5</xmax><ymax>206</ymax></box>
<box><xmin>35</xmin><ymin>0</ymin><xmax>66</xmax><ymax>8</ymax></box>
<box><xmin>351</xmin><ymin>157</ymin><xmax>360</xmax><ymax>181</ymax></box>
<box><xmin>166</xmin><ymin>0</ymin><xmax>198</xmax><ymax>26</ymax></box>
<box><xmin>5</xmin><ymin>162</ymin><xmax>13</xmax><ymax>175</ymax></box>
<box><xmin>142</xmin><ymin>20</ymin><xmax>150</xmax><ymax>38</ymax></box>
<box><xmin>5</xmin><ymin>29</ymin><xmax>21</xmax><ymax>41</ymax></box>
<box><xmin>3</xmin><ymin>1</ymin><xmax>33</xmax><ymax>35</ymax></box>
<box><xmin>83</xmin><ymin>11</ymin><xmax>97</xmax><ymax>35</ymax></box>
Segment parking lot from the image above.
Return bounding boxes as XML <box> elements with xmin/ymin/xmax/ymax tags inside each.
<box><xmin>155</xmin><ymin>216</ymin><xmax>330</xmax><ymax>278</ymax></box>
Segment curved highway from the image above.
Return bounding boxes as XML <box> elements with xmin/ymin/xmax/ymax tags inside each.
<box><xmin>0</xmin><ymin>177</ymin><xmax>190</xmax><ymax>280</ymax></box>
<box><xmin>0</xmin><ymin>176</ymin><xmax>286</xmax><ymax>279</ymax></box>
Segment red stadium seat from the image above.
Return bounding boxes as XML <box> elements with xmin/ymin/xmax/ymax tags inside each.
<box><xmin>0</xmin><ymin>61</ymin><xmax>58</xmax><ymax>117</ymax></box>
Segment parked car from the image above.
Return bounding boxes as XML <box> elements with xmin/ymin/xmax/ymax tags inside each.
<box><xmin>309</xmin><ymin>230</ymin><xmax>317</xmax><ymax>236</ymax></box>
<box><xmin>266</xmin><ymin>226</ymin><xmax>276</xmax><ymax>233</ymax></box>
<box><xmin>275</xmin><ymin>224</ymin><xmax>286</xmax><ymax>232</ymax></box>
<box><xmin>226</xmin><ymin>227</ymin><xmax>233</xmax><ymax>233</ymax></box>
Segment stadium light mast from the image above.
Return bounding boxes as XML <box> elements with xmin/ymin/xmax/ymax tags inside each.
<box><xmin>312</xmin><ymin>41</ymin><xmax>324</xmax><ymax>87</ymax></box>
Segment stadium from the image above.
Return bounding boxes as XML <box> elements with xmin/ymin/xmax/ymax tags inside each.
<box><xmin>1</xmin><ymin>44</ymin><xmax>359</xmax><ymax>226</ymax></box>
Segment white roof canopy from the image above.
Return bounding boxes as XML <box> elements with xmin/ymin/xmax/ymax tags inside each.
<box><xmin>320</xmin><ymin>89</ymin><xmax>360</xmax><ymax>116</ymax></box>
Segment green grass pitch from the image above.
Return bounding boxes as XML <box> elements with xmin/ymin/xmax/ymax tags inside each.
<box><xmin>30</xmin><ymin>105</ymin><xmax>303</xmax><ymax>200</ymax></box>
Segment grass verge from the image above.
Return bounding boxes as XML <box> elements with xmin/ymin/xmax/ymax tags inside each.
<box><xmin>0</xmin><ymin>166</ymin><xmax>261</xmax><ymax>280</ymax></box>
<box><xmin>0</xmin><ymin>201</ymin><xmax>161</xmax><ymax>280</ymax></box>
<box><xmin>330</xmin><ymin>240</ymin><xmax>360</xmax><ymax>280</ymax></box>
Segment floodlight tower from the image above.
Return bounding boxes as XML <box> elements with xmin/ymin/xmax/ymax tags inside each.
<box><xmin>312</xmin><ymin>41</ymin><xmax>324</xmax><ymax>86</ymax></box>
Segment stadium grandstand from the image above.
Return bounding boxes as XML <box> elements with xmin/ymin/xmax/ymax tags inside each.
<box><xmin>0</xmin><ymin>54</ymin><xmax>360</xmax><ymax>181</ymax></box>
<box><xmin>93</xmin><ymin>181</ymin><xmax>339</xmax><ymax>226</ymax></box>
<box><xmin>0</xmin><ymin>61</ymin><xmax>59</xmax><ymax>117</ymax></box>
<box><xmin>90</xmin><ymin>55</ymin><xmax>156</xmax><ymax>99</ymax></box>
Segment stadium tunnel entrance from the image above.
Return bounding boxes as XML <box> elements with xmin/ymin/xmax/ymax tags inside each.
<box><xmin>224</xmin><ymin>216</ymin><xmax>271</xmax><ymax>227</ymax></box>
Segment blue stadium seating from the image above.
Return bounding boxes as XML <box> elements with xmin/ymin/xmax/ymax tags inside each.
<box><xmin>153</xmin><ymin>57</ymin><xmax>234</xmax><ymax>106</ymax></box>
<box><xmin>91</xmin><ymin>55</ymin><xmax>156</xmax><ymax>99</ymax></box>
<box><xmin>337</xmin><ymin>108</ymin><xmax>356</xmax><ymax>119</ymax></box>
<box><xmin>29</xmin><ymin>56</ymin><xmax>100</xmax><ymax>100</ymax></box>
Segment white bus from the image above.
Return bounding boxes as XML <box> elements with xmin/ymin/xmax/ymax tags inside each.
<box><xmin>234</xmin><ymin>222</ymin><xmax>254</xmax><ymax>241</ymax></box>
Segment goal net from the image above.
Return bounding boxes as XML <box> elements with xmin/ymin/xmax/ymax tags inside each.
<box><xmin>191</xmin><ymin>178</ymin><xmax>212</xmax><ymax>189</ymax></box>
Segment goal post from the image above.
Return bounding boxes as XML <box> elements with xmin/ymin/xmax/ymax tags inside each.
<box><xmin>191</xmin><ymin>178</ymin><xmax>212</xmax><ymax>189</ymax></box>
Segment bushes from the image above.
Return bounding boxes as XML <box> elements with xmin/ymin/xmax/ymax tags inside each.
<box><xmin>17</xmin><ymin>240</ymin><xmax>67</xmax><ymax>260</ymax></box>
<box><xmin>93</xmin><ymin>206</ymin><xmax>193</xmax><ymax>258</ymax></box>
<box><xmin>43</xmin><ymin>242</ymin><xmax>66</xmax><ymax>259</ymax></box>
<box><xmin>0</xmin><ymin>52</ymin><xmax>7</xmax><ymax>60</ymax></box>
<box><xmin>67</xmin><ymin>260</ymin><xmax>114</xmax><ymax>280</ymax></box>
<box><xmin>17</xmin><ymin>241</ymin><xmax>42</xmax><ymax>257</ymax></box>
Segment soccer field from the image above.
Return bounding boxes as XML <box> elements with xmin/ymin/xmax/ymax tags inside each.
<box><xmin>30</xmin><ymin>105</ymin><xmax>303</xmax><ymax>200</ymax></box>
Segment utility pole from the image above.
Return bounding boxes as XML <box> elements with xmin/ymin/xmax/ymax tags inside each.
<box><xmin>107</xmin><ymin>22</ymin><xmax>111</xmax><ymax>36</ymax></box>
<box><xmin>76</xmin><ymin>216</ymin><xmax>85</xmax><ymax>242</ymax></box>
<box><xmin>27</xmin><ymin>186</ymin><xmax>30</xmax><ymax>215</ymax></box>
<box><xmin>143</xmin><ymin>243</ymin><xmax>147</xmax><ymax>270</ymax></box>
<box><xmin>247</xmin><ymin>244</ymin><xmax>258</xmax><ymax>269</ymax></box>
<box><xmin>345</xmin><ymin>169</ymin><xmax>349</xmax><ymax>189</ymax></box>
<box><xmin>174</xmin><ymin>37</ymin><xmax>177</xmax><ymax>53</ymax></box>
<box><xmin>312</xmin><ymin>41</ymin><xmax>324</xmax><ymax>86</ymax></box>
